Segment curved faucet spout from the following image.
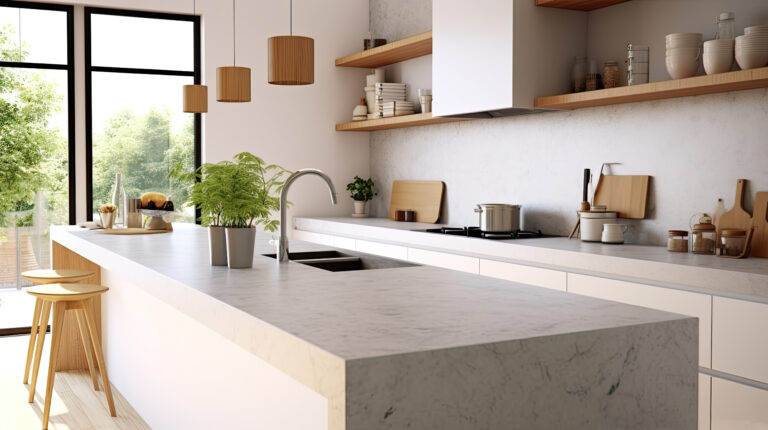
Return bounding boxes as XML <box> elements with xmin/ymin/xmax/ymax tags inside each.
<box><xmin>278</xmin><ymin>169</ymin><xmax>338</xmax><ymax>263</ymax></box>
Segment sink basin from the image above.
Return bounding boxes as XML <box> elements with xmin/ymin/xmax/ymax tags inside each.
<box><xmin>262</xmin><ymin>250</ymin><xmax>418</xmax><ymax>272</ymax></box>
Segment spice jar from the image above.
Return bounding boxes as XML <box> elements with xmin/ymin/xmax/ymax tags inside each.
<box><xmin>668</xmin><ymin>230</ymin><xmax>689</xmax><ymax>252</ymax></box>
<box><xmin>603</xmin><ymin>61</ymin><xmax>620</xmax><ymax>88</ymax></box>
<box><xmin>691</xmin><ymin>214</ymin><xmax>717</xmax><ymax>254</ymax></box>
<box><xmin>720</xmin><ymin>229</ymin><xmax>746</xmax><ymax>256</ymax></box>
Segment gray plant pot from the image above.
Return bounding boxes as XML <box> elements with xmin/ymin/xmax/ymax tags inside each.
<box><xmin>225</xmin><ymin>227</ymin><xmax>256</xmax><ymax>269</ymax></box>
<box><xmin>208</xmin><ymin>226</ymin><xmax>228</xmax><ymax>266</ymax></box>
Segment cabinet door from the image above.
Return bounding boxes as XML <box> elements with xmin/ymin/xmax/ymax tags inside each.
<box><xmin>712</xmin><ymin>377</ymin><xmax>768</xmax><ymax>429</ymax></box>
<box><xmin>355</xmin><ymin>240</ymin><xmax>408</xmax><ymax>260</ymax></box>
<box><xmin>333</xmin><ymin>236</ymin><xmax>356</xmax><ymax>251</ymax></box>
<box><xmin>700</xmin><ymin>374</ymin><xmax>711</xmax><ymax>430</ymax></box>
<box><xmin>479</xmin><ymin>259</ymin><xmax>566</xmax><ymax>291</ymax></box>
<box><xmin>567</xmin><ymin>274</ymin><xmax>712</xmax><ymax>367</ymax></box>
<box><xmin>292</xmin><ymin>230</ymin><xmax>336</xmax><ymax>247</ymax></box>
<box><xmin>407</xmin><ymin>248</ymin><xmax>479</xmax><ymax>274</ymax></box>
<box><xmin>712</xmin><ymin>297</ymin><xmax>768</xmax><ymax>384</ymax></box>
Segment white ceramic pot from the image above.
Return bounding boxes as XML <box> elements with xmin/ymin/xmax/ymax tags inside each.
<box><xmin>580</xmin><ymin>211</ymin><xmax>618</xmax><ymax>242</ymax></box>
<box><xmin>353</xmin><ymin>200</ymin><xmax>367</xmax><ymax>215</ymax></box>
<box><xmin>601</xmin><ymin>223</ymin><xmax>628</xmax><ymax>244</ymax></box>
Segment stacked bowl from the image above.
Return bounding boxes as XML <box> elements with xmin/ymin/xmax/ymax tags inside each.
<box><xmin>666</xmin><ymin>33</ymin><xmax>702</xmax><ymax>79</ymax></box>
<box><xmin>703</xmin><ymin>39</ymin><xmax>734</xmax><ymax>75</ymax></box>
<box><xmin>735</xmin><ymin>25</ymin><xmax>768</xmax><ymax>70</ymax></box>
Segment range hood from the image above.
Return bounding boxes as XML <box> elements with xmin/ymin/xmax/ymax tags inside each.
<box><xmin>432</xmin><ymin>0</ymin><xmax>587</xmax><ymax>118</ymax></box>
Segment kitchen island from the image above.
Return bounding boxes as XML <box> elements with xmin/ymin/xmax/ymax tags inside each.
<box><xmin>51</xmin><ymin>224</ymin><xmax>697</xmax><ymax>430</ymax></box>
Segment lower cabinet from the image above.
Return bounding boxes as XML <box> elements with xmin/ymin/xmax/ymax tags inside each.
<box><xmin>700</xmin><ymin>374</ymin><xmax>711</xmax><ymax>430</ymax></box>
<box><xmin>407</xmin><ymin>248</ymin><xmax>479</xmax><ymax>274</ymax></box>
<box><xmin>712</xmin><ymin>297</ymin><xmax>768</xmax><ymax>385</ymax></box>
<box><xmin>354</xmin><ymin>239</ymin><xmax>409</xmax><ymax>260</ymax></box>
<box><xmin>292</xmin><ymin>230</ymin><xmax>335</xmax><ymax>246</ymax></box>
<box><xmin>567</xmin><ymin>274</ymin><xmax>712</xmax><ymax>367</ymax></box>
<box><xmin>479</xmin><ymin>259</ymin><xmax>566</xmax><ymax>291</ymax></box>
<box><xmin>711</xmin><ymin>377</ymin><xmax>768</xmax><ymax>430</ymax></box>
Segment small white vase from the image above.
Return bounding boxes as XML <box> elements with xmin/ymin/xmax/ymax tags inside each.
<box><xmin>353</xmin><ymin>200</ymin><xmax>367</xmax><ymax>216</ymax></box>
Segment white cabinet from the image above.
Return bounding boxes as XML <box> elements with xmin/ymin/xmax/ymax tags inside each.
<box><xmin>292</xmin><ymin>230</ymin><xmax>336</xmax><ymax>247</ymax></box>
<box><xmin>355</xmin><ymin>240</ymin><xmax>408</xmax><ymax>260</ymax></box>
<box><xmin>700</xmin><ymin>374</ymin><xmax>711</xmax><ymax>430</ymax></box>
<box><xmin>479</xmin><ymin>259</ymin><xmax>566</xmax><ymax>291</ymax></box>
<box><xmin>407</xmin><ymin>248</ymin><xmax>479</xmax><ymax>274</ymax></box>
<box><xmin>567</xmin><ymin>274</ymin><xmax>712</xmax><ymax>367</ymax></box>
<box><xmin>432</xmin><ymin>0</ymin><xmax>586</xmax><ymax>116</ymax></box>
<box><xmin>333</xmin><ymin>236</ymin><xmax>356</xmax><ymax>251</ymax></box>
<box><xmin>712</xmin><ymin>377</ymin><xmax>768</xmax><ymax>430</ymax></box>
<box><xmin>712</xmin><ymin>297</ymin><xmax>768</xmax><ymax>384</ymax></box>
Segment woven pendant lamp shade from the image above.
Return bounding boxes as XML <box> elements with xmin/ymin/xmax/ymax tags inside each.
<box><xmin>268</xmin><ymin>35</ymin><xmax>314</xmax><ymax>85</ymax></box>
<box><xmin>216</xmin><ymin>66</ymin><xmax>251</xmax><ymax>102</ymax></box>
<box><xmin>183</xmin><ymin>84</ymin><xmax>208</xmax><ymax>113</ymax></box>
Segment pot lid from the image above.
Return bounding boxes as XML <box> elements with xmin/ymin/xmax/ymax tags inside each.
<box><xmin>478</xmin><ymin>203</ymin><xmax>521</xmax><ymax>208</ymax></box>
<box><xmin>693</xmin><ymin>223</ymin><xmax>716</xmax><ymax>231</ymax></box>
<box><xmin>668</xmin><ymin>230</ymin><xmax>688</xmax><ymax>236</ymax></box>
<box><xmin>580</xmin><ymin>211</ymin><xmax>617</xmax><ymax>219</ymax></box>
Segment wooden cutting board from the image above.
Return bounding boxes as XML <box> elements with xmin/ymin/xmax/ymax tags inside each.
<box><xmin>749</xmin><ymin>191</ymin><xmax>768</xmax><ymax>257</ymax></box>
<box><xmin>717</xmin><ymin>179</ymin><xmax>752</xmax><ymax>233</ymax></box>
<box><xmin>593</xmin><ymin>175</ymin><xmax>650</xmax><ymax>219</ymax></box>
<box><xmin>388</xmin><ymin>180</ymin><xmax>444</xmax><ymax>223</ymax></box>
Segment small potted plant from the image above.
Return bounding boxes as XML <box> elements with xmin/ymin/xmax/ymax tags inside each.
<box><xmin>346</xmin><ymin>176</ymin><xmax>376</xmax><ymax>217</ymax></box>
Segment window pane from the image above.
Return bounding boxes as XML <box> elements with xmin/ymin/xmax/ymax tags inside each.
<box><xmin>91</xmin><ymin>72</ymin><xmax>195</xmax><ymax>223</ymax></box>
<box><xmin>0</xmin><ymin>7</ymin><xmax>67</xmax><ymax>64</ymax></box>
<box><xmin>91</xmin><ymin>14</ymin><xmax>193</xmax><ymax>71</ymax></box>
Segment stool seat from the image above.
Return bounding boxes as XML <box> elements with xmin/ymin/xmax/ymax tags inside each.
<box><xmin>27</xmin><ymin>283</ymin><xmax>108</xmax><ymax>302</ymax></box>
<box><xmin>22</xmin><ymin>269</ymin><xmax>94</xmax><ymax>284</ymax></box>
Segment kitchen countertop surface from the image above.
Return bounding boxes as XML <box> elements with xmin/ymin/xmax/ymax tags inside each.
<box><xmin>295</xmin><ymin>217</ymin><xmax>768</xmax><ymax>302</ymax></box>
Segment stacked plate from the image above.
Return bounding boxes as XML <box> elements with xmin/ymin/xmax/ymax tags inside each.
<box><xmin>703</xmin><ymin>38</ymin><xmax>734</xmax><ymax>75</ymax></box>
<box><xmin>666</xmin><ymin>33</ymin><xmax>702</xmax><ymax>79</ymax></box>
<box><xmin>736</xmin><ymin>26</ymin><xmax>768</xmax><ymax>70</ymax></box>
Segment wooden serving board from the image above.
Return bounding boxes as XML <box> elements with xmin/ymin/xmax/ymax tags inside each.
<box><xmin>593</xmin><ymin>175</ymin><xmax>650</xmax><ymax>219</ymax></box>
<box><xmin>388</xmin><ymin>180</ymin><xmax>444</xmax><ymax>223</ymax></box>
<box><xmin>98</xmin><ymin>228</ymin><xmax>170</xmax><ymax>235</ymax></box>
<box><xmin>750</xmin><ymin>191</ymin><xmax>768</xmax><ymax>258</ymax></box>
<box><xmin>717</xmin><ymin>179</ymin><xmax>752</xmax><ymax>233</ymax></box>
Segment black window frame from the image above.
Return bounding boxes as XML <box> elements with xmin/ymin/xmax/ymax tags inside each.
<box><xmin>83</xmin><ymin>7</ymin><xmax>202</xmax><ymax>220</ymax></box>
<box><xmin>0</xmin><ymin>0</ymin><xmax>76</xmax><ymax>225</ymax></box>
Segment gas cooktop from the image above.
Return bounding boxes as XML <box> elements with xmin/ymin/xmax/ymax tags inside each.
<box><xmin>424</xmin><ymin>226</ymin><xmax>544</xmax><ymax>240</ymax></box>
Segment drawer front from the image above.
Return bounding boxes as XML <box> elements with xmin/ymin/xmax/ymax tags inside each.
<box><xmin>407</xmin><ymin>248</ymin><xmax>479</xmax><ymax>274</ymax></box>
<box><xmin>700</xmin><ymin>374</ymin><xmax>711</xmax><ymax>430</ymax></box>
<box><xmin>567</xmin><ymin>274</ymin><xmax>712</xmax><ymax>367</ymax></box>
<box><xmin>292</xmin><ymin>230</ymin><xmax>336</xmax><ymax>247</ymax></box>
<box><xmin>355</xmin><ymin>240</ymin><xmax>408</xmax><ymax>260</ymax></box>
<box><xmin>333</xmin><ymin>236</ymin><xmax>356</xmax><ymax>251</ymax></box>
<box><xmin>712</xmin><ymin>377</ymin><xmax>768</xmax><ymax>430</ymax></box>
<box><xmin>479</xmin><ymin>259</ymin><xmax>566</xmax><ymax>291</ymax></box>
<box><xmin>712</xmin><ymin>297</ymin><xmax>768</xmax><ymax>384</ymax></box>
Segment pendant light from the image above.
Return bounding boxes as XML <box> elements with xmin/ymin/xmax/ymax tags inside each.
<box><xmin>268</xmin><ymin>0</ymin><xmax>314</xmax><ymax>85</ymax></box>
<box><xmin>217</xmin><ymin>0</ymin><xmax>251</xmax><ymax>102</ymax></box>
<box><xmin>183</xmin><ymin>0</ymin><xmax>208</xmax><ymax>112</ymax></box>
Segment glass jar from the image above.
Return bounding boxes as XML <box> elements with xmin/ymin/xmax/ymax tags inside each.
<box><xmin>668</xmin><ymin>230</ymin><xmax>689</xmax><ymax>252</ymax></box>
<box><xmin>716</xmin><ymin>12</ymin><xmax>735</xmax><ymax>40</ymax></box>
<box><xmin>691</xmin><ymin>214</ymin><xmax>717</xmax><ymax>254</ymax></box>
<box><xmin>572</xmin><ymin>57</ymin><xmax>587</xmax><ymax>93</ymax></box>
<box><xmin>720</xmin><ymin>229</ymin><xmax>746</xmax><ymax>256</ymax></box>
<box><xmin>603</xmin><ymin>61</ymin><xmax>620</xmax><ymax>88</ymax></box>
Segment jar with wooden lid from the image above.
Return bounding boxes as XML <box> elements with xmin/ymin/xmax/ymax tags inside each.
<box><xmin>668</xmin><ymin>230</ymin><xmax>689</xmax><ymax>252</ymax></box>
<box><xmin>691</xmin><ymin>214</ymin><xmax>717</xmax><ymax>254</ymax></box>
<box><xmin>720</xmin><ymin>229</ymin><xmax>746</xmax><ymax>256</ymax></box>
<box><xmin>603</xmin><ymin>61</ymin><xmax>620</xmax><ymax>88</ymax></box>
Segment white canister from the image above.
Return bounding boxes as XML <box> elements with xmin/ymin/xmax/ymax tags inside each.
<box><xmin>580</xmin><ymin>211</ymin><xmax>618</xmax><ymax>242</ymax></box>
<box><xmin>601</xmin><ymin>223</ymin><xmax>628</xmax><ymax>244</ymax></box>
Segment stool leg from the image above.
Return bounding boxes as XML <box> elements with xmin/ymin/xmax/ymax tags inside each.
<box><xmin>23</xmin><ymin>298</ymin><xmax>42</xmax><ymax>384</ymax></box>
<box><xmin>75</xmin><ymin>309</ymin><xmax>100</xmax><ymax>391</ymax></box>
<box><xmin>83</xmin><ymin>299</ymin><xmax>116</xmax><ymax>417</ymax></box>
<box><xmin>43</xmin><ymin>302</ymin><xmax>66</xmax><ymax>430</ymax></box>
<box><xmin>28</xmin><ymin>300</ymin><xmax>51</xmax><ymax>403</ymax></box>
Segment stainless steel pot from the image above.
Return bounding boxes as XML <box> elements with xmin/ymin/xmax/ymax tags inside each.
<box><xmin>474</xmin><ymin>203</ymin><xmax>521</xmax><ymax>232</ymax></box>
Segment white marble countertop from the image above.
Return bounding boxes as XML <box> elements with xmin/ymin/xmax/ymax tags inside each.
<box><xmin>295</xmin><ymin>217</ymin><xmax>768</xmax><ymax>302</ymax></box>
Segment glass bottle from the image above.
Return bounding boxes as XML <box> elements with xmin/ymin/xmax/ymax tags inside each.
<box><xmin>716</xmin><ymin>12</ymin><xmax>735</xmax><ymax>40</ymax></box>
<box><xmin>572</xmin><ymin>57</ymin><xmax>587</xmax><ymax>93</ymax></box>
<box><xmin>111</xmin><ymin>173</ymin><xmax>128</xmax><ymax>227</ymax></box>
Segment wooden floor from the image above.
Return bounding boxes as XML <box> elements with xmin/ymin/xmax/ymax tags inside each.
<box><xmin>0</xmin><ymin>334</ymin><xmax>150</xmax><ymax>430</ymax></box>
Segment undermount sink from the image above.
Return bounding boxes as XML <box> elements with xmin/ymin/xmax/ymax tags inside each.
<box><xmin>262</xmin><ymin>250</ymin><xmax>418</xmax><ymax>272</ymax></box>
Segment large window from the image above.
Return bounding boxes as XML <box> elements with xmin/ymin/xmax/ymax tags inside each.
<box><xmin>85</xmin><ymin>8</ymin><xmax>201</xmax><ymax>222</ymax></box>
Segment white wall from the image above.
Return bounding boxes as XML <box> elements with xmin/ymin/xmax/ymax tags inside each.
<box><xmin>369</xmin><ymin>0</ymin><xmax>768</xmax><ymax>245</ymax></box>
<box><xmin>45</xmin><ymin>0</ymin><xmax>371</xmax><ymax>228</ymax></box>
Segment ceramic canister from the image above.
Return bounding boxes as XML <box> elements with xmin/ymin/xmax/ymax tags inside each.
<box><xmin>580</xmin><ymin>211</ymin><xmax>618</xmax><ymax>242</ymax></box>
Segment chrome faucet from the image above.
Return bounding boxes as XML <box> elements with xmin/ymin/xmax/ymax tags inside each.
<box><xmin>278</xmin><ymin>169</ymin><xmax>338</xmax><ymax>263</ymax></box>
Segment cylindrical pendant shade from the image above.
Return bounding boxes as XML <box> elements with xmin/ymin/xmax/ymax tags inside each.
<box><xmin>216</xmin><ymin>66</ymin><xmax>251</xmax><ymax>102</ymax></box>
<box><xmin>183</xmin><ymin>84</ymin><xmax>208</xmax><ymax>113</ymax></box>
<box><xmin>268</xmin><ymin>36</ymin><xmax>314</xmax><ymax>85</ymax></box>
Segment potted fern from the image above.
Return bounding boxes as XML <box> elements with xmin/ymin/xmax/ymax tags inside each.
<box><xmin>346</xmin><ymin>176</ymin><xmax>376</xmax><ymax>217</ymax></box>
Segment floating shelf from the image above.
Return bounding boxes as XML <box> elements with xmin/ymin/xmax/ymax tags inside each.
<box><xmin>335</xmin><ymin>113</ymin><xmax>470</xmax><ymax>132</ymax></box>
<box><xmin>535</xmin><ymin>0</ymin><xmax>630</xmax><ymax>11</ymax></box>
<box><xmin>335</xmin><ymin>31</ymin><xmax>432</xmax><ymax>68</ymax></box>
<box><xmin>535</xmin><ymin>67</ymin><xmax>768</xmax><ymax>110</ymax></box>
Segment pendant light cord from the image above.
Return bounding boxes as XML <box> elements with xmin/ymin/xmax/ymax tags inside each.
<box><xmin>232</xmin><ymin>0</ymin><xmax>236</xmax><ymax>66</ymax></box>
<box><xmin>290</xmin><ymin>0</ymin><xmax>293</xmax><ymax>36</ymax></box>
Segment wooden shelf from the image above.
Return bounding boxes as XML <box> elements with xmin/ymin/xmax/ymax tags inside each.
<box><xmin>535</xmin><ymin>67</ymin><xmax>768</xmax><ymax>110</ymax></box>
<box><xmin>335</xmin><ymin>31</ymin><xmax>432</xmax><ymax>68</ymax></box>
<box><xmin>335</xmin><ymin>113</ymin><xmax>470</xmax><ymax>132</ymax></box>
<box><xmin>535</xmin><ymin>0</ymin><xmax>630</xmax><ymax>11</ymax></box>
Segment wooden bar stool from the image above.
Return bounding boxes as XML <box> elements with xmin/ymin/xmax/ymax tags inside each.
<box><xmin>22</xmin><ymin>270</ymin><xmax>95</xmax><ymax>389</ymax></box>
<box><xmin>26</xmin><ymin>283</ymin><xmax>116</xmax><ymax>430</ymax></box>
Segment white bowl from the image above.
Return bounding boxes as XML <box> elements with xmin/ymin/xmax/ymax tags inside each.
<box><xmin>704</xmin><ymin>39</ymin><xmax>734</xmax><ymax>51</ymax></box>
<box><xmin>703</xmin><ymin>50</ymin><xmax>734</xmax><ymax>74</ymax></box>
<box><xmin>666</xmin><ymin>33</ymin><xmax>702</xmax><ymax>48</ymax></box>
<box><xmin>745</xmin><ymin>25</ymin><xmax>768</xmax><ymax>35</ymax></box>
<box><xmin>667</xmin><ymin>47</ymin><xmax>701</xmax><ymax>62</ymax></box>
<box><xmin>736</xmin><ymin>49</ymin><xmax>768</xmax><ymax>69</ymax></box>
<box><xmin>666</xmin><ymin>55</ymin><xmax>700</xmax><ymax>79</ymax></box>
